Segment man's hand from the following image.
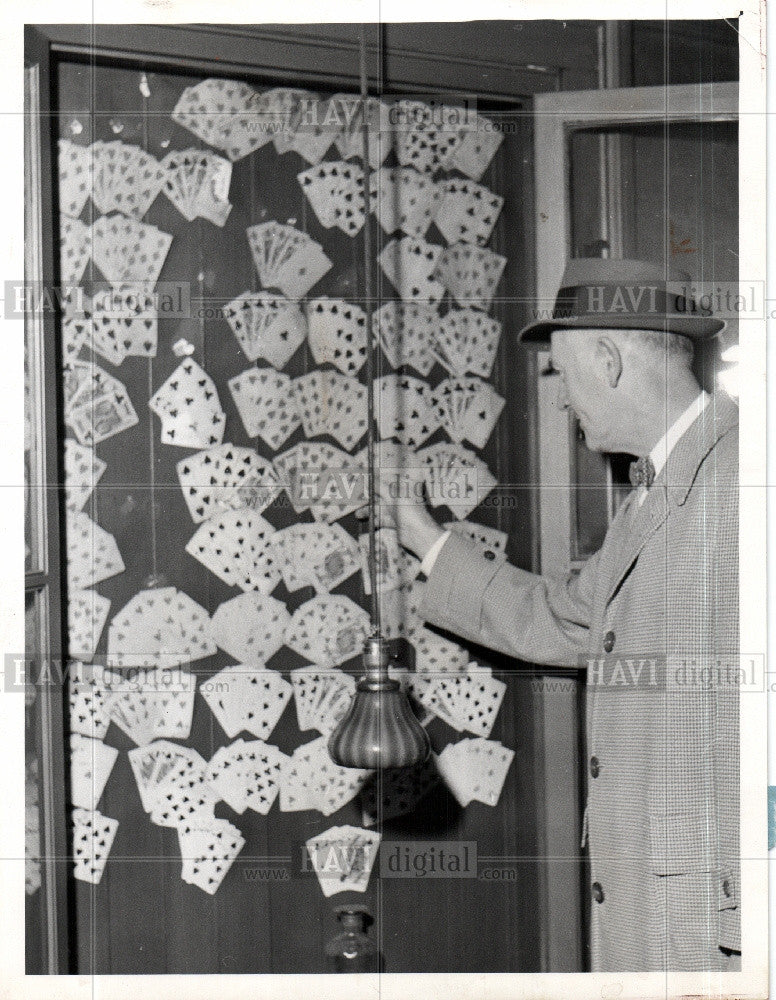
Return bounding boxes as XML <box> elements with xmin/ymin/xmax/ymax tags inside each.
<box><xmin>373</xmin><ymin>467</ymin><xmax>445</xmax><ymax>561</ymax></box>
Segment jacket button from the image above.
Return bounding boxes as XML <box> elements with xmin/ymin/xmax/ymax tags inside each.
<box><xmin>592</xmin><ymin>881</ymin><xmax>604</xmax><ymax>904</ymax></box>
<box><xmin>603</xmin><ymin>631</ymin><xmax>615</xmax><ymax>653</ymax></box>
<box><xmin>589</xmin><ymin>755</ymin><xmax>600</xmax><ymax>778</ymax></box>
<box><xmin>483</xmin><ymin>549</ymin><xmax>496</xmax><ymax>561</ymax></box>
<box><xmin>723</xmin><ymin>878</ymin><xmax>732</xmax><ymax>897</ymax></box>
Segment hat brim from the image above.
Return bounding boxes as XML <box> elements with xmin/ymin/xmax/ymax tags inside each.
<box><xmin>516</xmin><ymin>314</ymin><xmax>726</xmax><ymax>346</ymax></box>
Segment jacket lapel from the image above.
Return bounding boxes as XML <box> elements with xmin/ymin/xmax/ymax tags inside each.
<box><xmin>602</xmin><ymin>391</ymin><xmax>738</xmax><ymax>607</ymax></box>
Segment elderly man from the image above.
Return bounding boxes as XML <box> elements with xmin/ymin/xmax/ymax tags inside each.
<box><xmin>380</xmin><ymin>259</ymin><xmax>740</xmax><ymax>973</ymax></box>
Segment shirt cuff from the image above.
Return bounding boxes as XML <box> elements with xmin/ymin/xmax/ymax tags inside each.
<box><xmin>419</xmin><ymin>530</ymin><xmax>451</xmax><ymax>576</ymax></box>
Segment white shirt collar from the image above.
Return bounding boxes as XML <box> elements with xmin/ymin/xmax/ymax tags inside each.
<box><xmin>648</xmin><ymin>390</ymin><xmax>711</xmax><ymax>479</ymax></box>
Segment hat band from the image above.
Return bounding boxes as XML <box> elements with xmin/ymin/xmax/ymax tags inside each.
<box><xmin>554</xmin><ymin>282</ymin><xmax>714</xmax><ymax>321</ymax></box>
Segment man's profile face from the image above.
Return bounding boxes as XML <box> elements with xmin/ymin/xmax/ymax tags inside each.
<box><xmin>549</xmin><ymin>328</ymin><xmax>616</xmax><ymax>452</ymax></box>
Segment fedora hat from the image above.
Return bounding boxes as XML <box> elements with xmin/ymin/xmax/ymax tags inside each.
<box><xmin>517</xmin><ymin>258</ymin><xmax>726</xmax><ymax>345</ymax></box>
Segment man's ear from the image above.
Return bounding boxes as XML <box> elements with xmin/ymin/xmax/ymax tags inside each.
<box><xmin>595</xmin><ymin>336</ymin><xmax>622</xmax><ymax>388</ymax></box>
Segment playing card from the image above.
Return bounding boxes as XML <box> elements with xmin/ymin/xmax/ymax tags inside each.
<box><xmin>434</xmin><ymin>737</ymin><xmax>514</xmax><ymax>807</ymax></box>
<box><xmin>57</xmin><ymin>138</ymin><xmax>91</xmax><ymax>218</ymax></box>
<box><xmin>64</xmin><ymin>362</ymin><xmax>139</xmax><ymax>446</ymax></box>
<box><xmin>358</xmin><ymin>527</ymin><xmax>417</xmax><ymax>594</ymax></box>
<box><xmin>161</xmin><ymin>148</ymin><xmax>233</xmax><ymax>226</ymax></box>
<box><xmin>292</xmin><ymin>370</ymin><xmax>368</xmax><ymax>452</ymax></box>
<box><xmin>107</xmin><ymin>586</ymin><xmax>215</xmax><ymax>668</ymax></box>
<box><xmin>374</xmin><ymin>374</ymin><xmax>439</xmax><ymax>448</ymax></box>
<box><xmin>228</xmin><ymin>367</ymin><xmax>301</xmax><ymax>450</ymax></box>
<box><xmin>128</xmin><ymin>741</ymin><xmax>206</xmax><ymax>812</ymax></box>
<box><xmin>431</xmin><ymin>308</ymin><xmax>502</xmax><ymax>379</ymax></box>
<box><xmin>370</xmin><ymin>167</ymin><xmax>441</xmax><ymax>237</ymax></box>
<box><xmin>412</xmin><ymin>626</ymin><xmax>470</xmax><ymax>677</ymax></box>
<box><xmin>447</xmin><ymin>114</ymin><xmax>504</xmax><ymax>180</ymax></box>
<box><xmin>68</xmin><ymin>589</ymin><xmax>111</xmax><ymax>662</ymax></box>
<box><xmin>329</xmin><ymin>94</ymin><xmax>393</xmax><ymax>170</ymax></box>
<box><xmin>306</xmin><ymin>298</ymin><xmax>368</xmax><ymax>376</ymax></box>
<box><xmin>185</xmin><ymin>509</ymin><xmax>280</xmax><ymax>593</ymax></box>
<box><xmin>209</xmin><ymin>592</ymin><xmax>291</xmax><ymax>663</ymax></box>
<box><xmin>149</xmin><ymin>358</ymin><xmax>226</xmax><ymax>449</ymax></box>
<box><xmin>284</xmin><ymin>595</ymin><xmax>370</xmax><ymax>667</ymax></box>
<box><xmin>70</xmin><ymin>733</ymin><xmax>119</xmax><ymax>810</ymax></box>
<box><xmin>372</xmin><ymin>301</ymin><xmax>437</xmax><ymax>376</ymax></box>
<box><xmin>270</xmin><ymin>523</ymin><xmax>360</xmax><ymax>594</ymax></box>
<box><xmin>68</xmin><ymin>661</ymin><xmax>113</xmax><ymax>739</ymax></box>
<box><xmin>71</xmin><ymin>807</ymin><xmax>119</xmax><ymax>884</ymax></box>
<box><xmin>59</xmin><ymin>216</ymin><xmax>92</xmax><ymax>285</ymax></box>
<box><xmin>290</xmin><ymin>666</ymin><xmax>356</xmax><ymax>734</ymax></box>
<box><xmin>178</xmin><ymin>817</ymin><xmax>245</xmax><ymax>894</ymax></box>
<box><xmin>432</xmin><ymin>666</ymin><xmax>507</xmax><ymax>738</ymax></box>
<box><xmin>90</xmin><ymin>284</ymin><xmax>159</xmax><ymax>363</ymax></box>
<box><xmin>177</xmin><ymin>443</ymin><xmax>281</xmax><ymax>523</ymax></box>
<box><xmin>304</xmin><ymin>823</ymin><xmax>380</xmax><ymax>896</ymax></box>
<box><xmin>64</xmin><ymin>439</ymin><xmax>106</xmax><ymax>512</ymax></box>
<box><xmin>66</xmin><ymin>511</ymin><xmax>124</xmax><ymax>591</ymax></box>
<box><xmin>431</xmin><ymin>376</ymin><xmax>506</xmax><ymax>449</ymax></box>
<box><xmin>89</xmin><ymin>140</ymin><xmax>166</xmax><ymax>219</ymax></box>
<box><xmin>171</xmin><ymin>77</ymin><xmax>274</xmax><ymax>161</ymax></box>
<box><xmin>393</xmin><ymin>99</ymin><xmax>463</xmax><ymax>175</ymax></box>
<box><xmin>246</xmin><ymin>221</ymin><xmax>332</xmax><ymax>300</ymax></box>
<box><xmin>435</xmin><ymin>178</ymin><xmax>504</xmax><ymax>246</ymax></box>
<box><xmin>378</xmin><ymin>236</ymin><xmax>445</xmax><ymax>305</ymax></box>
<box><xmin>297</xmin><ymin>160</ymin><xmax>366</xmax><ymax>237</ymax></box>
<box><xmin>150</xmin><ymin>758</ymin><xmax>220</xmax><ymax>830</ymax></box>
<box><xmin>434</xmin><ymin>244</ymin><xmax>507</xmax><ymax>310</ymax></box>
<box><xmin>91</xmin><ymin>214</ymin><xmax>173</xmax><ymax>286</ymax></box>
<box><xmin>417</xmin><ymin>442</ymin><xmax>497</xmax><ymax>519</ymax></box>
<box><xmin>223</xmin><ymin>291</ymin><xmax>307</xmax><ymax>368</ymax></box>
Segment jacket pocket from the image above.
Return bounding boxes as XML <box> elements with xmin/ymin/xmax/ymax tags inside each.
<box><xmin>649</xmin><ymin>811</ymin><xmax>716</xmax><ymax>876</ymax></box>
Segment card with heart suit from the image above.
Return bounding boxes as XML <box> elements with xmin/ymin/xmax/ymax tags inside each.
<box><xmin>372</xmin><ymin>301</ymin><xmax>437</xmax><ymax>376</ymax></box>
<box><xmin>66</xmin><ymin>511</ymin><xmax>124</xmax><ymax>591</ymax></box>
<box><xmin>304</xmin><ymin>823</ymin><xmax>381</xmax><ymax>896</ymax></box>
<box><xmin>292</xmin><ymin>370</ymin><xmax>368</xmax><ymax>453</ymax></box>
<box><xmin>329</xmin><ymin>94</ymin><xmax>393</xmax><ymax>169</ymax></box>
<box><xmin>149</xmin><ymin>358</ymin><xmax>226</xmax><ymax>449</ymax></box>
<box><xmin>246</xmin><ymin>221</ymin><xmax>333</xmax><ymax>300</ymax></box>
<box><xmin>297</xmin><ymin>160</ymin><xmax>366</xmax><ymax>237</ymax></box>
<box><xmin>378</xmin><ymin>236</ymin><xmax>445</xmax><ymax>305</ymax></box>
<box><xmin>434</xmin><ymin>737</ymin><xmax>514</xmax><ymax>807</ymax></box>
<box><xmin>171</xmin><ymin>77</ymin><xmax>273</xmax><ymax>161</ymax></box>
<box><xmin>374</xmin><ymin>374</ymin><xmax>439</xmax><ymax>448</ymax></box>
<box><xmin>64</xmin><ymin>361</ymin><xmax>139</xmax><ymax>447</ymax></box>
<box><xmin>177</xmin><ymin>444</ymin><xmax>281</xmax><ymax>523</ymax></box>
<box><xmin>284</xmin><ymin>595</ymin><xmax>370</xmax><ymax>667</ymax></box>
<box><xmin>58</xmin><ymin>139</ymin><xmax>91</xmax><ymax>218</ymax></box>
<box><xmin>70</xmin><ymin>733</ymin><xmax>119</xmax><ymax>810</ymax></box>
<box><xmin>434</xmin><ymin>243</ymin><xmax>507</xmax><ymax>311</ymax></box>
<box><xmin>161</xmin><ymin>148</ymin><xmax>233</xmax><ymax>226</ymax></box>
<box><xmin>68</xmin><ymin>589</ymin><xmax>111</xmax><ymax>663</ymax></box>
<box><xmin>185</xmin><ymin>509</ymin><xmax>280</xmax><ymax>593</ymax></box>
<box><xmin>369</xmin><ymin>167</ymin><xmax>441</xmax><ymax>238</ymax></box>
<box><xmin>306</xmin><ymin>298</ymin><xmax>368</xmax><ymax>376</ymax></box>
<box><xmin>435</xmin><ymin>178</ymin><xmax>504</xmax><ymax>246</ymax></box>
<box><xmin>89</xmin><ymin>140</ymin><xmax>166</xmax><ymax>219</ymax></box>
<box><xmin>431</xmin><ymin>376</ymin><xmax>506</xmax><ymax>450</ymax></box>
<box><xmin>448</xmin><ymin>115</ymin><xmax>504</xmax><ymax>181</ymax></box>
<box><xmin>106</xmin><ymin>586</ymin><xmax>215</xmax><ymax>668</ymax></box>
<box><xmin>360</xmin><ymin>756</ymin><xmax>440</xmax><ymax>826</ymax></box>
<box><xmin>228</xmin><ymin>368</ymin><xmax>301</xmax><ymax>451</ymax></box>
<box><xmin>72</xmin><ymin>807</ymin><xmax>119</xmax><ymax>885</ymax></box>
<box><xmin>91</xmin><ymin>214</ymin><xmax>173</xmax><ymax>287</ymax></box>
<box><xmin>209</xmin><ymin>592</ymin><xmax>291</xmax><ymax>663</ymax></box>
<box><xmin>431</xmin><ymin>308</ymin><xmax>502</xmax><ymax>379</ymax></box>
<box><xmin>59</xmin><ymin>215</ymin><xmax>92</xmax><ymax>285</ymax></box>
<box><xmin>64</xmin><ymin>439</ymin><xmax>106</xmax><ymax>512</ymax></box>
<box><xmin>223</xmin><ymin>291</ymin><xmax>307</xmax><ymax>368</ymax></box>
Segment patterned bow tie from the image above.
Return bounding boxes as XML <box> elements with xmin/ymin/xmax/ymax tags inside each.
<box><xmin>629</xmin><ymin>455</ymin><xmax>655</xmax><ymax>489</ymax></box>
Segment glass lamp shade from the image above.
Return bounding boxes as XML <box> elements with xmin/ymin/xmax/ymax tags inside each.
<box><xmin>328</xmin><ymin>636</ymin><xmax>430</xmax><ymax>769</ymax></box>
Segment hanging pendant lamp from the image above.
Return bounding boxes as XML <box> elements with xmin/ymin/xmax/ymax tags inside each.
<box><xmin>328</xmin><ymin>26</ymin><xmax>430</xmax><ymax>771</ymax></box>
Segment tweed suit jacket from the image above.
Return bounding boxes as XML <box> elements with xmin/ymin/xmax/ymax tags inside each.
<box><xmin>420</xmin><ymin>391</ymin><xmax>739</xmax><ymax>972</ymax></box>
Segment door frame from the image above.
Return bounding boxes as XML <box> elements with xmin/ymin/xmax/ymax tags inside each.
<box><xmin>531</xmin><ymin>80</ymin><xmax>738</xmax><ymax>972</ymax></box>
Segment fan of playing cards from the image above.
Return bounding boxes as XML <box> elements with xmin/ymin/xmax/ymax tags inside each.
<box><xmin>270</xmin><ymin>523</ymin><xmax>360</xmax><ymax>593</ymax></box>
<box><xmin>417</xmin><ymin>442</ymin><xmax>498</xmax><ymax>519</ymax></box>
<box><xmin>369</xmin><ymin>167</ymin><xmax>441</xmax><ymax>238</ymax></box>
<box><xmin>89</xmin><ymin>141</ymin><xmax>166</xmax><ymax>219</ymax></box>
<box><xmin>431</xmin><ymin>376</ymin><xmax>506</xmax><ymax>449</ymax></box>
<box><xmin>185</xmin><ymin>509</ymin><xmax>281</xmax><ymax>593</ymax></box>
<box><xmin>273</xmin><ymin>441</ymin><xmax>366</xmax><ymax>521</ymax></box>
<box><xmin>171</xmin><ymin>77</ymin><xmax>273</xmax><ymax>162</ymax></box>
<box><xmin>91</xmin><ymin>214</ymin><xmax>173</xmax><ymax>287</ymax></box>
<box><xmin>434</xmin><ymin>243</ymin><xmax>507</xmax><ymax>310</ymax></box>
<box><xmin>223</xmin><ymin>291</ymin><xmax>307</xmax><ymax>368</ymax></box>
<box><xmin>228</xmin><ymin>368</ymin><xmax>302</xmax><ymax>450</ymax></box>
<box><xmin>177</xmin><ymin>443</ymin><xmax>282</xmax><ymax>523</ymax></box>
<box><xmin>305</xmin><ymin>823</ymin><xmax>381</xmax><ymax>897</ymax></box>
<box><xmin>372</xmin><ymin>301</ymin><xmax>438</xmax><ymax>376</ymax></box>
<box><xmin>247</xmin><ymin>221</ymin><xmax>333</xmax><ymax>300</ymax></box>
<box><xmin>282</xmin><ymin>738</ymin><xmax>371</xmax><ymax>816</ymax></box>
<box><xmin>306</xmin><ymin>298</ymin><xmax>368</xmax><ymax>376</ymax></box>
<box><xmin>292</xmin><ymin>369</ymin><xmax>368</xmax><ymax>452</ymax></box>
<box><xmin>64</xmin><ymin>360</ymin><xmax>139</xmax><ymax>447</ymax></box>
<box><xmin>161</xmin><ymin>148</ymin><xmax>233</xmax><ymax>226</ymax></box>
<box><xmin>285</xmin><ymin>595</ymin><xmax>370</xmax><ymax>667</ymax></box>
<box><xmin>329</xmin><ymin>93</ymin><xmax>393</xmax><ymax>169</ymax></box>
<box><xmin>89</xmin><ymin>285</ymin><xmax>159</xmax><ymax>364</ymax></box>
<box><xmin>200</xmin><ymin>664</ymin><xmax>292</xmax><ymax>741</ymax></box>
<box><xmin>149</xmin><ymin>358</ymin><xmax>226</xmax><ymax>449</ymax></box>
<box><xmin>378</xmin><ymin>235</ymin><xmax>445</xmax><ymax>305</ymax></box>
<box><xmin>107</xmin><ymin>586</ymin><xmax>216</xmax><ymax>668</ymax></box>
<box><xmin>297</xmin><ymin>160</ymin><xmax>366</xmax><ymax>237</ymax></box>
<box><xmin>58</xmin><ymin>139</ymin><xmax>91</xmax><ymax>219</ymax></box>
<box><xmin>431</xmin><ymin>308</ymin><xmax>502</xmax><ymax>378</ymax></box>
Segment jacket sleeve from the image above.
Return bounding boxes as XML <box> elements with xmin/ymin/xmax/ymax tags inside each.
<box><xmin>419</xmin><ymin>532</ymin><xmax>598</xmax><ymax>667</ymax></box>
